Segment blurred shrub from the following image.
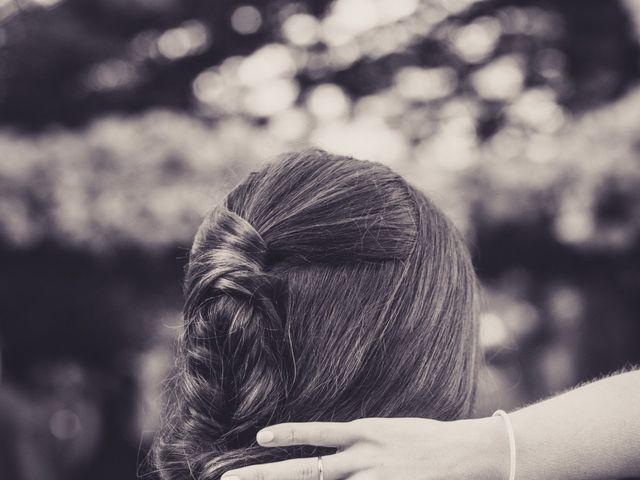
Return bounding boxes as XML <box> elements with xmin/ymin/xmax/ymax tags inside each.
<box><xmin>1</xmin><ymin>87</ymin><xmax>639</xmax><ymax>253</ymax></box>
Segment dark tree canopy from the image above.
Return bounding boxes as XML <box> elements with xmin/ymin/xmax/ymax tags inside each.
<box><xmin>0</xmin><ymin>0</ymin><xmax>638</xmax><ymax>130</ymax></box>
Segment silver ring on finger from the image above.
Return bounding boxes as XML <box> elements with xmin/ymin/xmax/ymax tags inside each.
<box><xmin>317</xmin><ymin>456</ymin><xmax>324</xmax><ymax>480</ymax></box>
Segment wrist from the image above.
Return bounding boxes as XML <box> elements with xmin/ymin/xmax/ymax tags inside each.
<box><xmin>469</xmin><ymin>415</ymin><xmax>511</xmax><ymax>480</ymax></box>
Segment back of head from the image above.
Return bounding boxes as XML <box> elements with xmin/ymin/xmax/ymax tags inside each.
<box><xmin>152</xmin><ymin>150</ymin><xmax>479</xmax><ymax>479</ymax></box>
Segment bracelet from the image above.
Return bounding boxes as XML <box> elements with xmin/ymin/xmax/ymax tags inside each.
<box><xmin>493</xmin><ymin>409</ymin><xmax>516</xmax><ymax>480</ymax></box>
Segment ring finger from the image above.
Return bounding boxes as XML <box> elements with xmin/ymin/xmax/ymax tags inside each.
<box><xmin>222</xmin><ymin>451</ymin><xmax>354</xmax><ymax>480</ymax></box>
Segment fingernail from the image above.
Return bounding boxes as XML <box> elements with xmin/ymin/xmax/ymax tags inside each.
<box><xmin>257</xmin><ymin>429</ymin><xmax>274</xmax><ymax>443</ymax></box>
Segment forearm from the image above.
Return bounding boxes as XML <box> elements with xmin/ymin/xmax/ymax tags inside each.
<box><xmin>221</xmin><ymin>370</ymin><xmax>640</xmax><ymax>480</ymax></box>
<box><xmin>486</xmin><ymin>369</ymin><xmax>640</xmax><ymax>480</ymax></box>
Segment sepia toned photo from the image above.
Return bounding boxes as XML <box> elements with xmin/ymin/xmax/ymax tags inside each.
<box><xmin>0</xmin><ymin>0</ymin><xmax>639</xmax><ymax>479</ymax></box>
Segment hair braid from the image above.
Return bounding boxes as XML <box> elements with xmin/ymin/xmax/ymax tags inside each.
<box><xmin>154</xmin><ymin>205</ymin><xmax>290</xmax><ymax>479</ymax></box>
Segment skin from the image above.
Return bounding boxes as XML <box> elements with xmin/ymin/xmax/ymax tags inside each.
<box><xmin>221</xmin><ymin>369</ymin><xmax>640</xmax><ymax>480</ymax></box>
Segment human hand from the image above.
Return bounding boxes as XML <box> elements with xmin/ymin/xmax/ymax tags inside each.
<box><xmin>221</xmin><ymin>416</ymin><xmax>506</xmax><ymax>480</ymax></box>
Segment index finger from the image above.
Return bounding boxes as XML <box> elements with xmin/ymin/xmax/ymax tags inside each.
<box><xmin>256</xmin><ymin>421</ymin><xmax>361</xmax><ymax>448</ymax></box>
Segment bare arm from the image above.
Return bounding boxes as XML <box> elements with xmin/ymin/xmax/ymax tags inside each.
<box><xmin>509</xmin><ymin>368</ymin><xmax>640</xmax><ymax>480</ymax></box>
<box><xmin>222</xmin><ymin>369</ymin><xmax>640</xmax><ymax>480</ymax></box>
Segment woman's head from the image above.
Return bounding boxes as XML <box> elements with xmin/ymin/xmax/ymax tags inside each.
<box><xmin>152</xmin><ymin>149</ymin><xmax>479</xmax><ymax>479</ymax></box>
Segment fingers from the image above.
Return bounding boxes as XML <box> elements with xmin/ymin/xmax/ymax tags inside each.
<box><xmin>256</xmin><ymin>421</ymin><xmax>361</xmax><ymax>448</ymax></box>
<box><xmin>222</xmin><ymin>451</ymin><xmax>353</xmax><ymax>480</ymax></box>
<box><xmin>347</xmin><ymin>473</ymin><xmax>377</xmax><ymax>480</ymax></box>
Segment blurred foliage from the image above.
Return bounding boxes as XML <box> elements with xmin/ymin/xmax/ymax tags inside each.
<box><xmin>0</xmin><ymin>0</ymin><xmax>639</xmax><ymax>128</ymax></box>
<box><xmin>1</xmin><ymin>0</ymin><xmax>639</xmax><ymax>251</ymax></box>
<box><xmin>1</xmin><ymin>0</ymin><xmax>640</xmax><ymax>479</ymax></box>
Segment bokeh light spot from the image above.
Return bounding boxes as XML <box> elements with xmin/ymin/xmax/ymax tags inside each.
<box><xmin>243</xmin><ymin>78</ymin><xmax>299</xmax><ymax>117</ymax></box>
<box><xmin>548</xmin><ymin>285</ymin><xmax>584</xmax><ymax>329</ymax></box>
<box><xmin>157</xmin><ymin>20</ymin><xmax>209</xmax><ymax>60</ymax></box>
<box><xmin>282</xmin><ymin>13</ymin><xmax>320</xmax><ymax>46</ymax></box>
<box><xmin>129</xmin><ymin>31</ymin><xmax>160</xmax><ymax>59</ymax></box>
<box><xmin>268</xmin><ymin>108</ymin><xmax>311</xmax><ymax>141</ymax></box>
<box><xmin>311</xmin><ymin>117</ymin><xmax>408</xmax><ymax>166</ymax></box>
<box><xmin>50</xmin><ymin>409</ymin><xmax>82</xmax><ymax>441</ymax></box>
<box><xmin>535</xmin><ymin>48</ymin><xmax>566</xmax><ymax>82</ymax></box>
<box><xmin>85</xmin><ymin>59</ymin><xmax>137</xmax><ymax>91</ymax></box>
<box><xmin>329</xmin><ymin>0</ymin><xmax>382</xmax><ymax>36</ymax></box>
<box><xmin>395</xmin><ymin>66</ymin><xmax>457</xmax><ymax>101</ymax></box>
<box><xmin>471</xmin><ymin>55</ymin><xmax>524</xmax><ymax>100</ymax></box>
<box><xmin>231</xmin><ymin>6</ymin><xmax>263</xmax><ymax>35</ymax></box>
<box><xmin>306</xmin><ymin>83</ymin><xmax>350</xmax><ymax>120</ymax></box>
<box><xmin>238</xmin><ymin>44</ymin><xmax>297</xmax><ymax>86</ymax></box>
<box><xmin>378</xmin><ymin>0</ymin><xmax>420</xmax><ymax>22</ymax></box>
<box><xmin>480</xmin><ymin>312</ymin><xmax>510</xmax><ymax>349</ymax></box>
<box><xmin>554</xmin><ymin>206</ymin><xmax>595</xmax><ymax>244</ymax></box>
<box><xmin>509</xmin><ymin>88</ymin><xmax>564</xmax><ymax>133</ymax></box>
<box><xmin>192</xmin><ymin>69</ymin><xmax>225</xmax><ymax>104</ymax></box>
<box><xmin>451</xmin><ymin>16</ymin><xmax>501</xmax><ymax>63</ymax></box>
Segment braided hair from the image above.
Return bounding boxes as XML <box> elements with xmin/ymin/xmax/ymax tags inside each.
<box><xmin>152</xmin><ymin>150</ymin><xmax>479</xmax><ymax>479</ymax></box>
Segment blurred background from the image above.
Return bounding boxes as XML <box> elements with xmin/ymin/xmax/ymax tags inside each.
<box><xmin>1</xmin><ymin>0</ymin><xmax>639</xmax><ymax>478</ymax></box>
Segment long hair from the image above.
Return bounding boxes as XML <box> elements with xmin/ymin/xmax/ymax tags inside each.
<box><xmin>151</xmin><ymin>149</ymin><xmax>479</xmax><ymax>479</ymax></box>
